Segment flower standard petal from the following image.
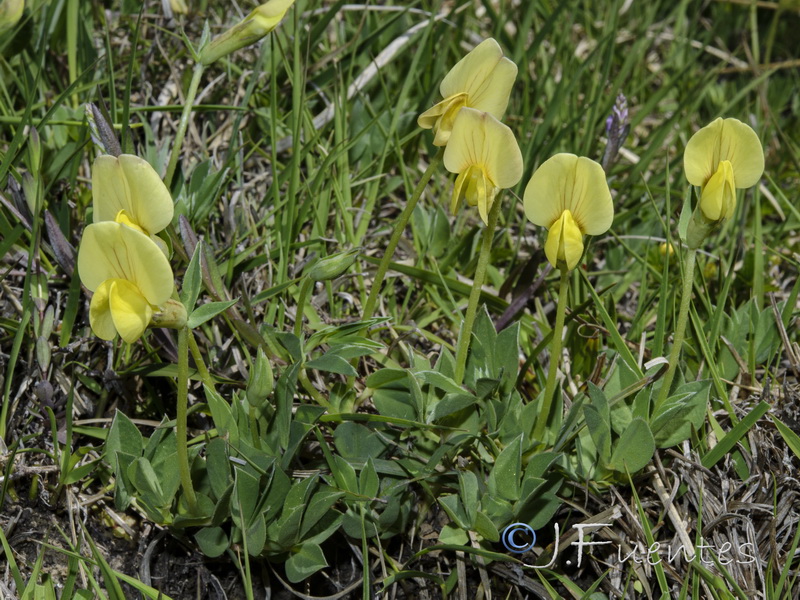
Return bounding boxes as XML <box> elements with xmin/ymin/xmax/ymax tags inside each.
<box><xmin>440</xmin><ymin>39</ymin><xmax>516</xmax><ymax>120</ymax></box>
<box><xmin>523</xmin><ymin>153</ymin><xmax>612</xmax><ymax>235</ymax></box>
<box><xmin>684</xmin><ymin>117</ymin><xmax>764</xmax><ymax>189</ymax></box>
<box><xmin>570</xmin><ymin>156</ymin><xmax>614</xmax><ymax>235</ymax></box>
<box><xmin>89</xmin><ymin>279</ymin><xmax>117</xmax><ymax>340</ymax></box>
<box><xmin>92</xmin><ymin>155</ymin><xmax>173</xmax><ymax>235</ymax></box>
<box><xmin>108</xmin><ymin>279</ymin><xmax>153</xmax><ymax>343</ymax></box>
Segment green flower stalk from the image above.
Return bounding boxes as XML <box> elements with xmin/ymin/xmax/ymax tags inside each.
<box><xmin>657</xmin><ymin>117</ymin><xmax>764</xmax><ymax>407</ymax></box>
<box><xmin>523</xmin><ymin>154</ymin><xmax>614</xmax><ymax>441</ymax></box>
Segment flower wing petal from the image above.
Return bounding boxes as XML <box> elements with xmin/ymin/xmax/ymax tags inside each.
<box><xmin>118</xmin><ymin>225</ymin><xmax>174</xmax><ymax>305</ymax></box>
<box><xmin>89</xmin><ymin>279</ymin><xmax>117</xmax><ymax>340</ymax></box>
<box><xmin>117</xmin><ymin>155</ymin><xmax>174</xmax><ymax>234</ymax></box>
<box><xmin>109</xmin><ymin>279</ymin><xmax>153</xmax><ymax>343</ymax></box>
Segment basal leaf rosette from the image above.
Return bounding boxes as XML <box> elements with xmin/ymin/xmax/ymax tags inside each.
<box><xmin>684</xmin><ymin>117</ymin><xmax>764</xmax><ymax>222</ymax></box>
<box><xmin>443</xmin><ymin>108</ymin><xmax>523</xmax><ymax>225</ymax></box>
<box><xmin>523</xmin><ymin>154</ymin><xmax>614</xmax><ymax>271</ymax></box>
<box><xmin>418</xmin><ymin>38</ymin><xmax>517</xmax><ymax>147</ymax></box>
<box><xmin>92</xmin><ymin>154</ymin><xmax>174</xmax><ymax>253</ymax></box>
<box><xmin>78</xmin><ymin>222</ymin><xmax>177</xmax><ymax>343</ymax></box>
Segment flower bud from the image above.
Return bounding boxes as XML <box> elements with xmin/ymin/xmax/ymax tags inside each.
<box><xmin>199</xmin><ymin>0</ymin><xmax>295</xmax><ymax>66</ymax></box>
<box><xmin>246</xmin><ymin>347</ymin><xmax>273</xmax><ymax>407</ymax></box>
<box><xmin>306</xmin><ymin>248</ymin><xmax>360</xmax><ymax>282</ymax></box>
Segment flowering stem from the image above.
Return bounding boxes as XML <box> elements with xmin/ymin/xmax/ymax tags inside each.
<box><xmin>454</xmin><ymin>195</ymin><xmax>502</xmax><ymax>386</ymax></box>
<box><xmin>165</xmin><ymin>62</ymin><xmax>205</xmax><ymax>189</ymax></box>
<box><xmin>655</xmin><ymin>248</ymin><xmax>697</xmax><ymax>411</ymax></box>
<box><xmin>361</xmin><ymin>150</ymin><xmax>443</xmax><ymax>321</ymax></box>
<box><xmin>177</xmin><ymin>326</ymin><xmax>198</xmax><ymax>513</ymax></box>
<box><xmin>533</xmin><ymin>267</ymin><xmax>569</xmax><ymax>442</ymax></box>
<box><xmin>294</xmin><ymin>277</ymin><xmax>313</xmax><ymax>337</ymax></box>
<box><xmin>187</xmin><ymin>329</ymin><xmax>214</xmax><ymax>391</ymax></box>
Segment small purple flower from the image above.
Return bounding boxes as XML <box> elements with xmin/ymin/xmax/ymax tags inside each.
<box><xmin>602</xmin><ymin>93</ymin><xmax>630</xmax><ymax>171</ymax></box>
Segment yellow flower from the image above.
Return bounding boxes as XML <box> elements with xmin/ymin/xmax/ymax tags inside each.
<box><xmin>418</xmin><ymin>38</ymin><xmax>517</xmax><ymax>147</ymax></box>
<box><xmin>0</xmin><ymin>0</ymin><xmax>23</xmax><ymax>34</ymax></box>
<box><xmin>684</xmin><ymin>117</ymin><xmax>764</xmax><ymax>221</ymax></box>
<box><xmin>199</xmin><ymin>0</ymin><xmax>295</xmax><ymax>65</ymax></box>
<box><xmin>92</xmin><ymin>154</ymin><xmax>173</xmax><ymax>252</ymax></box>
<box><xmin>78</xmin><ymin>222</ymin><xmax>175</xmax><ymax>343</ymax></box>
<box><xmin>523</xmin><ymin>154</ymin><xmax>614</xmax><ymax>271</ymax></box>
<box><xmin>443</xmin><ymin>108</ymin><xmax>523</xmax><ymax>225</ymax></box>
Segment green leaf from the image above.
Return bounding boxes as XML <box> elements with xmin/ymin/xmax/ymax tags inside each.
<box><xmin>650</xmin><ymin>380</ymin><xmax>709</xmax><ymax>447</ymax></box>
<box><xmin>105</xmin><ymin>410</ymin><xmax>143</xmax><ymax>465</ymax></box>
<box><xmin>427</xmin><ymin>392</ymin><xmax>476</xmax><ymax>423</ymax></box>
<box><xmin>232</xmin><ymin>468</ymin><xmax>261</xmax><ymax>528</ymax></box>
<box><xmin>205</xmin><ymin>385</ymin><xmax>238</xmax><ymax>444</ymax></box>
<box><xmin>438</xmin><ymin>523</ymin><xmax>469</xmax><ymax>545</ymax></box>
<box><xmin>187</xmin><ymin>299</ymin><xmax>239</xmax><ymax>328</ymax></box>
<box><xmin>608</xmin><ymin>417</ymin><xmax>655</xmax><ymax>473</ymax></box>
<box><xmin>195</xmin><ymin>526</ymin><xmax>229</xmax><ymax>558</ymax></box>
<box><xmin>771</xmin><ymin>416</ymin><xmax>800</xmax><ymax>462</ymax></box>
<box><xmin>305</xmin><ymin>353</ymin><xmax>358</xmax><ymax>376</ymax></box>
<box><xmin>414</xmin><ymin>370</ymin><xmax>464</xmax><ymax>394</ymax></box>
<box><xmin>359</xmin><ymin>457</ymin><xmax>380</xmax><ymax>498</ymax></box>
<box><xmin>180</xmin><ymin>239</ymin><xmax>203</xmax><ymax>310</ymax></box>
<box><xmin>488</xmin><ymin>434</ymin><xmax>522</xmax><ymax>502</ymax></box>
<box><xmin>285</xmin><ymin>542</ymin><xmax>328</xmax><ymax>583</ymax></box>
<box><xmin>128</xmin><ymin>457</ymin><xmax>165</xmax><ymax>505</ymax></box>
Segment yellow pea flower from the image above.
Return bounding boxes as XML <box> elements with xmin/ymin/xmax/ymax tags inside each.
<box><xmin>0</xmin><ymin>0</ymin><xmax>23</xmax><ymax>34</ymax></box>
<box><xmin>199</xmin><ymin>0</ymin><xmax>296</xmax><ymax>66</ymax></box>
<box><xmin>92</xmin><ymin>154</ymin><xmax>173</xmax><ymax>252</ymax></box>
<box><xmin>78</xmin><ymin>222</ymin><xmax>176</xmax><ymax>343</ymax></box>
<box><xmin>684</xmin><ymin>117</ymin><xmax>764</xmax><ymax>221</ymax></box>
<box><xmin>418</xmin><ymin>38</ymin><xmax>517</xmax><ymax>147</ymax></box>
<box><xmin>443</xmin><ymin>108</ymin><xmax>523</xmax><ymax>225</ymax></box>
<box><xmin>523</xmin><ymin>154</ymin><xmax>614</xmax><ymax>271</ymax></box>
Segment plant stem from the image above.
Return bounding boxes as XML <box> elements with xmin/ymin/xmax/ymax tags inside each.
<box><xmin>294</xmin><ymin>277</ymin><xmax>313</xmax><ymax>337</ymax></box>
<box><xmin>655</xmin><ymin>248</ymin><xmax>697</xmax><ymax>411</ymax></box>
<box><xmin>187</xmin><ymin>329</ymin><xmax>215</xmax><ymax>391</ymax></box>
<box><xmin>165</xmin><ymin>62</ymin><xmax>205</xmax><ymax>188</ymax></box>
<box><xmin>532</xmin><ymin>267</ymin><xmax>569</xmax><ymax>442</ymax></box>
<box><xmin>361</xmin><ymin>150</ymin><xmax>443</xmax><ymax>321</ymax></box>
<box><xmin>177</xmin><ymin>326</ymin><xmax>198</xmax><ymax>513</ymax></box>
<box><xmin>453</xmin><ymin>195</ymin><xmax>502</xmax><ymax>385</ymax></box>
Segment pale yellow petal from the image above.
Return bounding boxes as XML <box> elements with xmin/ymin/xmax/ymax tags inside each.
<box><xmin>92</xmin><ymin>155</ymin><xmax>132</xmax><ymax>225</ymax></box>
<box><xmin>544</xmin><ymin>210</ymin><xmax>585</xmax><ymax>271</ymax></box>
<box><xmin>523</xmin><ymin>153</ymin><xmax>612</xmax><ymax>235</ymax></box>
<box><xmin>93</xmin><ymin>155</ymin><xmax>173</xmax><ymax>235</ymax></box>
<box><xmin>444</xmin><ymin>108</ymin><xmax>521</xmax><ymax>190</ymax></box>
<box><xmin>468</xmin><ymin>57</ymin><xmax>517</xmax><ymax>119</ymax></box>
<box><xmin>700</xmin><ymin>160</ymin><xmax>736</xmax><ymax>221</ymax></box>
<box><xmin>440</xmin><ymin>39</ymin><xmax>514</xmax><ymax>117</ymax></box>
<box><xmin>89</xmin><ymin>280</ymin><xmax>117</xmax><ymax>340</ymax></box>
<box><xmin>480</xmin><ymin>113</ymin><xmax>523</xmax><ymax>189</ymax></box>
<box><xmin>117</xmin><ymin>155</ymin><xmax>174</xmax><ymax>234</ymax></box>
<box><xmin>109</xmin><ymin>279</ymin><xmax>153</xmax><ymax>343</ymax></box>
<box><xmin>684</xmin><ymin>117</ymin><xmax>764</xmax><ymax>189</ymax></box>
<box><xmin>78</xmin><ymin>222</ymin><xmax>174</xmax><ymax>305</ymax></box>
<box><xmin>569</xmin><ymin>156</ymin><xmax>613</xmax><ymax>235</ymax></box>
<box><xmin>718</xmin><ymin>118</ymin><xmax>764</xmax><ymax>188</ymax></box>
<box><xmin>451</xmin><ymin>170</ymin><xmax>468</xmax><ymax>215</ymax></box>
